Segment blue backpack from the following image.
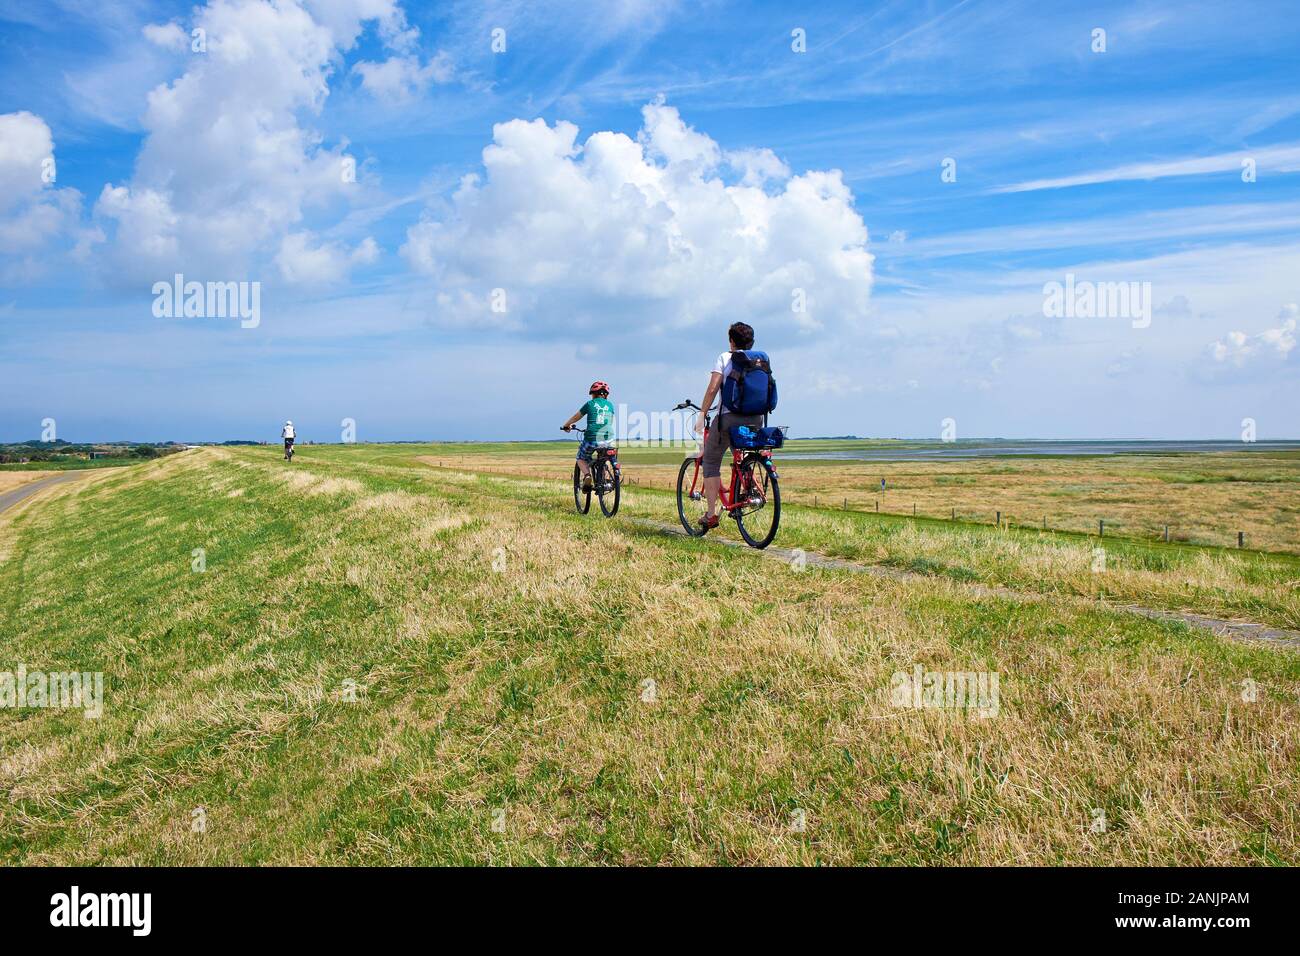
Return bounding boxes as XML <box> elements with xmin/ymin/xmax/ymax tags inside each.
<box><xmin>722</xmin><ymin>350</ymin><xmax>778</xmax><ymax>415</ymax></box>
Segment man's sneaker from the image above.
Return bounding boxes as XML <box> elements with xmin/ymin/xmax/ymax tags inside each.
<box><xmin>582</xmin><ymin>477</ymin><xmax>593</xmax><ymax>492</ymax></box>
<box><xmin>697</xmin><ymin>514</ymin><xmax>720</xmax><ymax>533</ymax></box>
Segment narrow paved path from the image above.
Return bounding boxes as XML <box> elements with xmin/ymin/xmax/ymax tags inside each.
<box><xmin>629</xmin><ymin>518</ymin><xmax>1300</xmax><ymax>651</ymax></box>
<box><xmin>0</xmin><ymin>472</ymin><xmax>90</xmax><ymax>515</ymax></box>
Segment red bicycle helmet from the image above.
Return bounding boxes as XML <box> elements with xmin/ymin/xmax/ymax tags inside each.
<box><xmin>589</xmin><ymin>380</ymin><xmax>610</xmax><ymax>395</ymax></box>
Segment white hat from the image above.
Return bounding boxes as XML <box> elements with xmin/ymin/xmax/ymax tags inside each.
<box><xmin>285</xmin><ymin>420</ymin><xmax>293</xmax><ymax>425</ymax></box>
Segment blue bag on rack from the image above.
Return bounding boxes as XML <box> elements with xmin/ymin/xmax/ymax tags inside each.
<box><xmin>731</xmin><ymin>425</ymin><xmax>785</xmax><ymax>450</ymax></box>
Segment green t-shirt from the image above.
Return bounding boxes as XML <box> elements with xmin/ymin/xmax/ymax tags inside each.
<box><xmin>579</xmin><ymin>397</ymin><xmax>615</xmax><ymax>442</ymax></box>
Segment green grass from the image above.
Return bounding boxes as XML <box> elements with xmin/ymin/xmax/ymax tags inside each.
<box><xmin>2</xmin><ymin>444</ymin><xmax>1298</xmax><ymax>865</ymax></box>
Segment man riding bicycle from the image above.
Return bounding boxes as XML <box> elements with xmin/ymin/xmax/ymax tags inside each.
<box><xmin>561</xmin><ymin>381</ymin><xmax>616</xmax><ymax>492</ymax></box>
<box><xmin>281</xmin><ymin>420</ymin><xmax>295</xmax><ymax>459</ymax></box>
<box><xmin>693</xmin><ymin>322</ymin><xmax>766</xmax><ymax>532</ymax></box>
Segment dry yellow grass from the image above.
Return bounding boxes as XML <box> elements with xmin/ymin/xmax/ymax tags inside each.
<box><xmin>0</xmin><ymin>471</ymin><xmax>54</xmax><ymax>494</ymax></box>
<box><xmin>420</xmin><ymin>449</ymin><xmax>1300</xmax><ymax>553</ymax></box>
<box><xmin>2</xmin><ymin>446</ymin><xmax>1297</xmax><ymax>865</ymax></box>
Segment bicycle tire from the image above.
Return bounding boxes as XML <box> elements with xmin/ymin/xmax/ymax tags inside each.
<box><xmin>735</xmin><ymin>457</ymin><xmax>780</xmax><ymax>549</ymax></box>
<box><xmin>676</xmin><ymin>457</ymin><xmax>709</xmax><ymax>536</ymax></box>
<box><xmin>596</xmin><ymin>458</ymin><xmax>620</xmax><ymax>517</ymax></box>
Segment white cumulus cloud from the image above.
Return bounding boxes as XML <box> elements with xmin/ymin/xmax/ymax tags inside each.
<box><xmin>400</xmin><ymin>100</ymin><xmax>874</xmax><ymax>345</ymax></box>
<box><xmin>142</xmin><ymin>22</ymin><xmax>190</xmax><ymax>52</ymax></box>
<box><xmin>92</xmin><ymin>0</ymin><xmax>408</xmax><ymax>287</ymax></box>
<box><xmin>0</xmin><ymin>111</ymin><xmax>95</xmax><ymax>282</ymax></box>
<box><xmin>353</xmin><ymin>51</ymin><xmax>454</xmax><ymax>101</ymax></box>
<box><xmin>1209</xmin><ymin>305</ymin><xmax>1298</xmax><ymax>366</ymax></box>
<box><xmin>276</xmin><ymin>232</ymin><xmax>380</xmax><ymax>284</ymax></box>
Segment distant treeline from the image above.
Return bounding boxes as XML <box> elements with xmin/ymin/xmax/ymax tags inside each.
<box><xmin>0</xmin><ymin>440</ymin><xmax>185</xmax><ymax>464</ymax></box>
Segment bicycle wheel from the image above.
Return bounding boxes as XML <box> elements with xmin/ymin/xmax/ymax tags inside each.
<box><xmin>676</xmin><ymin>457</ymin><xmax>709</xmax><ymax>536</ymax></box>
<box><xmin>573</xmin><ymin>462</ymin><xmax>591</xmax><ymax>514</ymax></box>
<box><xmin>734</xmin><ymin>456</ymin><xmax>780</xmax><ymax>549</ymax></box>
<box><xmin>596</xmin><ymin>457</ymin><xmax>620</xmax><ymax>517</ymax></box>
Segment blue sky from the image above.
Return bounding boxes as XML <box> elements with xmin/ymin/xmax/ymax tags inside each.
<box><xmin>1</xmin><ymin>0</ymin><xmax>1298</xmax><ymax>442</ymax></box>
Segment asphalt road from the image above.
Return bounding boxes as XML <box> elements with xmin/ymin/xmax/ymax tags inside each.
<box><xmin>0</xmin><ymin>472</ymin><xmax>89</xmax><ymax>515</ymax></box>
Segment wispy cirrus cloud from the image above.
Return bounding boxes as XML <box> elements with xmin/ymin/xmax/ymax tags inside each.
<box><xmin>992</xmin><ymin>143</ymin><xmax>1300</xmax><ymax>193</ymax></box>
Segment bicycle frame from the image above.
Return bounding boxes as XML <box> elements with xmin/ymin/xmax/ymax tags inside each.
<box><xmin>682</xmin><ymin>417</ymin><xmax>772</xmax><ymax>513</ymax></box>
<box><xmin>588</xmin><ymin>445</ymin><xmax>621</xmax><ymax>485</ymax></box>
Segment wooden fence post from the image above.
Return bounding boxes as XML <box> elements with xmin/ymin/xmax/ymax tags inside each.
<box><xmin>1163</xmin><ymin>525</ymin><xmax>1169</xmax><ymax>542</ymax></box>
<box><xmin>996</xmin><ymin>510</ymin><xmax>1001</xmax><ymax>527</ymax></box>
<box><xmin>1238</xmin><ymin>531</ymin><xmax>1244</xmax><ymax>549</ymax></box>
<box><xmin>1099</xmin><ymin>519</ymin><xmax>1104</xmax><ymax>537</ymax></box>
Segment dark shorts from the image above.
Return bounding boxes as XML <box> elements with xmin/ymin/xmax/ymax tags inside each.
<box><xmin>702</xmin><ymin>412</ymin><xmax>763</xmax><ymax>478</ymax></box>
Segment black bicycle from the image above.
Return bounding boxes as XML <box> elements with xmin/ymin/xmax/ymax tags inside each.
<box><xmin>563</xmin><ymin>427</ymin><xmax>621</xmax><ymax>517</ymax></box>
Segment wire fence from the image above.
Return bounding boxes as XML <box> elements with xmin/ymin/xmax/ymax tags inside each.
<box><xmin>430</xmin><ymin>459</ymin><xmax>1261</xmax><ymax>553</ymax></box>
<box><xmin>796</xmin><ymin>493</ymin><xmax>1255</xmax><ymax>551</ymax></box>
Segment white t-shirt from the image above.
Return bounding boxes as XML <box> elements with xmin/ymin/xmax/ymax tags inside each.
<box><xmin>712</xmin><ymin>351</ymin><xmax>737</xmax><ymax>414</ymax></box>
<box><xmin>282</xmin><ymin>425</ymin><xmax>295</xmax><ymax>439</ymax></box>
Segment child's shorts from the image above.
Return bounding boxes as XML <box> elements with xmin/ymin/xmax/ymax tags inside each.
<box><xmin>577</xmin><ymin>440</ymin><xmax>615</xmax><ymax>461</ymax></box>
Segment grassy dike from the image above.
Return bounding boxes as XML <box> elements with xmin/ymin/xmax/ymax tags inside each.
<box><xmin>1</xmin><ymin>445</ymin><xmax>1298</xmax><ymax>864</ymax></box>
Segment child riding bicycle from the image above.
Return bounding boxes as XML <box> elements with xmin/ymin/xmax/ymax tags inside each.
<box><xmin>561</xmin><ymin>381</ymin><xmax>616</xmax><ymax>492</ymax></box>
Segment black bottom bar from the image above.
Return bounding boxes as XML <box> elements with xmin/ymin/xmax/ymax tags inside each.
<box><xmin>0</xmin><ymin>866</ymin><xmax>1276</xmax><ymax>941</ymax></box>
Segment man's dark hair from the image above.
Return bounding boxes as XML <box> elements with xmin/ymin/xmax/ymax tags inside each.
<box><xmin>728</xmin><ymin>322</ymin><xmax>755</xmax><ymax>350</ymax></box>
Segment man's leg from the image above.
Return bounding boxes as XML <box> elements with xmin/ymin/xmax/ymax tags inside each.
<box><xmin>704</xmin><ymin>476</ymin><xmax>722</xmax><ymax>518</ymax></box>
<box><xmin>702</xmin><ymin>414</ymin><xmax>727</xmax><ymax>518</ymax></box>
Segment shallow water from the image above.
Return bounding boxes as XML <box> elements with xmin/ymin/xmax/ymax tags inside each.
<box><xmin>780</xmin><ymin>440</ymin><xmax>1300</xmax><ymax>461</ymax></box>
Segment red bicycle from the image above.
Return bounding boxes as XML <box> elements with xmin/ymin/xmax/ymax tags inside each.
<box><xmin>673</xmin><ymin>400</ymin><xmax>782</xmax><ymax>549</ymax></box>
